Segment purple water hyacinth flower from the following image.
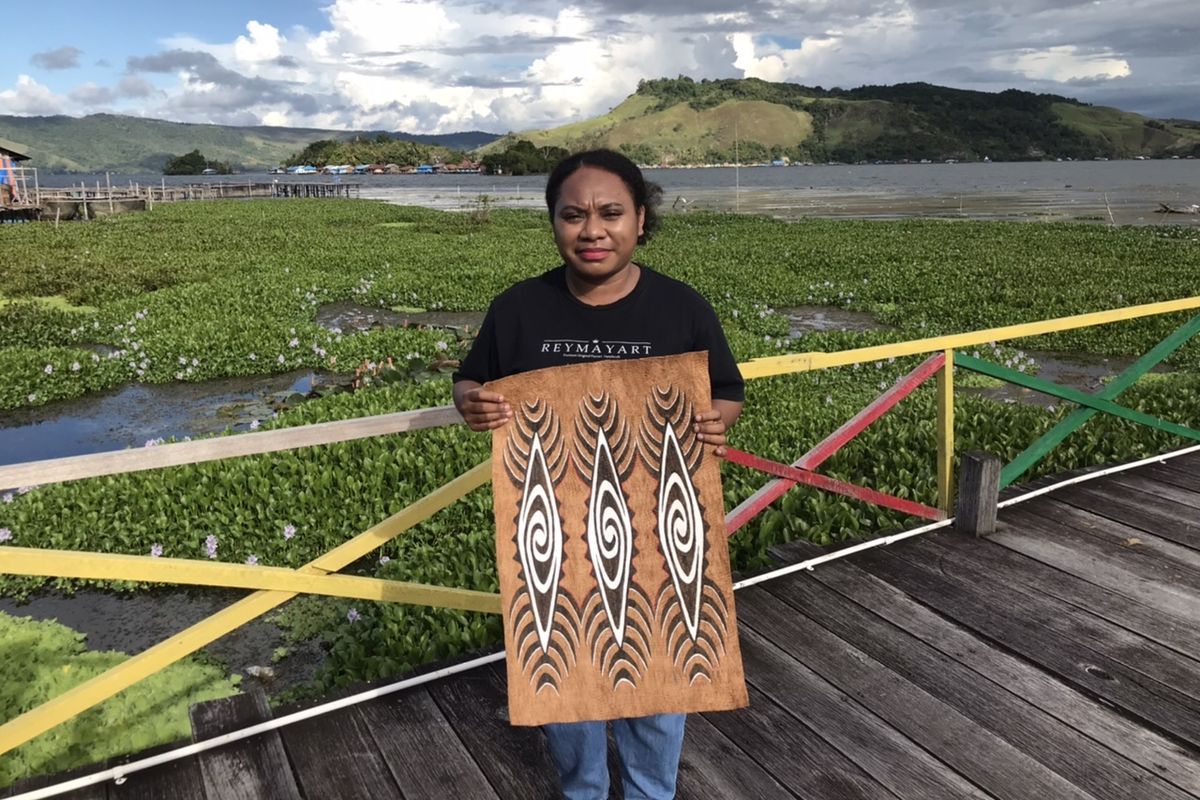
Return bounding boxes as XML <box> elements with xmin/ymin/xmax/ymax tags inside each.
<box><xmin>282</xmin><ymin>523</ymin><xmax>296</xmax><ymax>540</ymax></box>
<box><xmin>0</xmin><ymin>528</ymin><xmax>12</xmax><ymax>543</ymax></box>
<box><xmin>44</xmin><ymin>364</ymin><xmax>53</xmax><ymax>375</ymax></box>
<box><xmin>246</xmin><ymin>554</ymin><xmax>259</xmax><ymax>566</ymax></box>
<box><xmin>379</xmin><ymin>555</ymin><xmax>390</xmax><ymax>565</ymax></box>
<box><xmin>2</xmin><ymin>493</ymin><xmax>12</xmax><ymax>504</ymax></box>
<box><xmin>250</xmin><ymin>419</ymin><xmax>261</xmax><ymax>430</ymax></box>
<box><xmin>150</xmin><ymin>543</ymin><xmax>163</xmax><ymax>557</ymax></box>
<box><xmin>205</xmin><ymin>535</ymin><xmax>219</xmax><ymax>559</ymax></box>
<box><xmin>346</xmin><ymin>608</ymin><xmax>361</xmax><ymax>623</ymax></box>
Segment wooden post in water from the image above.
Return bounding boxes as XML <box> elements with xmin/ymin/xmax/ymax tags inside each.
<box><xmin>106</xmin><ymin>172</ymin><xmax>114</xmax><ymax>214</ymax></box>
<box><xmin>955</xmin><ymin>451</ymin><xmax>1001</xmax><ymax>537</ymax></box>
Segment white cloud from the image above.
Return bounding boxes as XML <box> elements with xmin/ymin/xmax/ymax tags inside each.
<box><xmin>117</xmin><ymin>75</ymin><xmax>158</xmax><ymax>98</ymax></box>
<box><xmin>0</xmin><ymin>75</ymin><xmax>65</xmax><ymax>114</ymax></box>
<box><xmin>234</xmin><ymin>21</ymin><xmax>284</xmax><ymax>63</ymax></box>
<box><xmin>69</xmin><ymin>82</ymin><xmax>117</xmax><ymax>106</ymax></box>
<box><xmin>9</xmin><ymin>0</ymin><xmax>1195</xmax><ymax>128</ymax></box>
<box><xmin>997</xmin><ymin>46</ymin><xmax>1131</xmax><ymax>82</ymax></box>
<box><xmin>311</xmin><ymin>0</ymin><xmax>461</xmax><ymax>57</ymax></box>
<box><xmin>730</xmin><ymin>32</ymin><xmax>840</xmax><ymax>82</ymax></box>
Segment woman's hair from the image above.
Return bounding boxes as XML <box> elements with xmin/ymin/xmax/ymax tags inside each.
<box><xmin>544</xmin><ymin>149</ymin><xmax>662</xmax><ymax>244</ymax></box>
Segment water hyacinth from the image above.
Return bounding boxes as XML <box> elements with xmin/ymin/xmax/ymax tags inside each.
<box><xmin>245</xmin><ymin>554</ymin><xmax>259</xmax><ymax>566</ymax></box>
<box><xmin>150</xmin><ymin>543</ymin><xmax>163</xmax><ymax>557</ymax></box>
<box><xmin>346</xmin><ymin>608</ymin><xmax>361</xmax><ymax>623</ymax></box>
<box><xmin>205</xmin><ymin>535</ymin><xmax>218</xmax><ymax>559</ymax></box>
<box><xmin>3</xmin><ymin>202</ymin><xmax>1200</xmax><ymax>699</ymax></box>
<box><xmin>2</xmin><ymin>493</ymin><xmax>12</xmax><ymax>504</ymax></box>
<box><xmin>0</xmin><ymin>527</ymin><xmax>13</xmax><ymax>543</ymax></box>
<box><xmin>282</xmin><ymin>523</ymin><xmax>296</xmax><ymax>540</ymax></box>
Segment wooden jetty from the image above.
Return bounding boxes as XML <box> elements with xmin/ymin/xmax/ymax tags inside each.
<box><xmin>5</xmin><ymin>175</ymin><xmax>360</xmax><ymax>222</ymax></box>
<box><xmin>9</xmin><ymin>450</ymin><xmax>1199</xmax><ymax>799</ymax></box>
<box><xmin>36</xmin><ymin>180</ymin><xmax>360</xmax><ymax>207</ymax></box>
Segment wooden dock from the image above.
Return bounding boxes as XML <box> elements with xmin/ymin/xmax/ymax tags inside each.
<box><xmin>37</xmin><ymin>180</ymin><xmax>360</xmax><ymax>205</ymax></box>
<box><xmin>7</xmin><ymin>451</ymin><xmax>1200</xmax><ymax>799</ymax></box>
<box><xmin>6</xmin><ymin>180</ymin><xmax>361</xmax><ymax>221</ymax></box>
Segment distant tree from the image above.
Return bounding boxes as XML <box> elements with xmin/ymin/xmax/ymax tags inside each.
<box><xmin>480</xmin><ymin>140</ymin><xmax>568</xmax><ymax>175</ymax></box>
<box><xmin>163</xmin><ymin>149</ymin><xmax>208</xmax><ymax>175</ymax></box>
<box><xmin>283</xmin><ymin>136</ymin><xmax>456</xmax><ymax>168</ymax></box>
<box><xmin>618</xmin><ymin>142</ymin><xmax>659</xmax><ymax>165</ymax></box>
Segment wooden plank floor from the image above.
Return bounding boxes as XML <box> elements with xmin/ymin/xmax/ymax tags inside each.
<box><xmin>8</xmin><ymin>451</ymin><xmax>1200</xmax><ymax>799</ymax></box>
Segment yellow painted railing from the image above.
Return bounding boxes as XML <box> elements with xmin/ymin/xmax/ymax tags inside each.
<box><xmin>2</xmin><ymin>294</ymin><xmax>1199</xmax><ymax>758</ymax></box>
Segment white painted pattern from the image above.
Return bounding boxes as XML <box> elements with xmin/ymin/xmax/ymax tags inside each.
<box><xmin>657</xmin><ymin>423</ymin><xmax>705</xmax><ymax>642</ymax></box>
<box><xmin>516</xmin><ymin>432</ymin><xmax>564</xmax><ymax>654</ymax></box>
<box><xmin>587</xmin><ymin>426</ymin><xmax>634</xmax><ymax>648</ymax></box>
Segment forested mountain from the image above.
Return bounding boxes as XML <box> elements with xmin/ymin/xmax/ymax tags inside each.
<box><xmin>0</xmin><ymin>113</ymin><xmax>499</xmax><ymax>173</ymax></box>
<box><xmin>480</xmin><ymin>77</ymin><xmax>1200</xmax><ymax>164</ymax></box>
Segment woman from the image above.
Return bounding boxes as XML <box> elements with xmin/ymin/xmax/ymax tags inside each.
<box><xmin>453</xmin><ymin>149</ymin><xmax>744</xmax><ymax>799</ymax></box>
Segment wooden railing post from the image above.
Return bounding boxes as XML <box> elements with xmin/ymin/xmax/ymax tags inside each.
<box><xmin>956</xmin><ymin>451</ymin><xmax>1001</xmax><ymax>536</ymax></box>
<box><xmin>936</xmin><ymin>349</ymin><xmax>955</xmax><ymax>513</ymax></box>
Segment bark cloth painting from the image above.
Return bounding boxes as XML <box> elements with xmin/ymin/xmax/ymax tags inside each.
<box><xmin>489</xmin><ymin>352</ymin><xmax>747</xmax><ymax>726</ymax></box>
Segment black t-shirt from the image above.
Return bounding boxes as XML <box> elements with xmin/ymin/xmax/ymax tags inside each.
<box><xmin>453</xmin><ymin>265</ymin><xmax>745</xmax><ymax>402</ymax></box>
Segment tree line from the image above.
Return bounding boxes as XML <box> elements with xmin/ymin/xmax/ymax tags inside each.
<box><xmin>162</xmin><ymin>150</ymin><xmax>233</xmax><ymax>175</ymax></box>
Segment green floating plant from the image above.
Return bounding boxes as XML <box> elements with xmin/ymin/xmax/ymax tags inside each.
<box><xmin>0</xmin><ymin>612</ymin><xmax>239</xmax><ymax>789</ymax></box>
<box><xmin>2</xmin><ymin>200</ymin><xmax>1199</xmax><ymax>701</ymax></box>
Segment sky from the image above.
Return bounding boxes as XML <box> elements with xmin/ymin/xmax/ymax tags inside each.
<box><xmin>4</xmin><ymin>0</ymin><xmax>1199</xmax><ymax>134</ymax></box>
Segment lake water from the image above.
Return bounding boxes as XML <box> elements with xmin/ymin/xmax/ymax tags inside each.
<box><xmin>40</xmin><ymin>159</ymin><xmax>1200</xmax><ymax>225</ymax></box>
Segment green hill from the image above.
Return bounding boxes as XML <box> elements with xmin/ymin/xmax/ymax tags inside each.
<box><xmin>481</xmin><ymin>77</ymin><xmax>1200</xmax><ymax>164</ymax></box>
<box><xmin>0</xmin><ymin>113</ymin><xmax>500</xmax><ymax>173</ymax></box>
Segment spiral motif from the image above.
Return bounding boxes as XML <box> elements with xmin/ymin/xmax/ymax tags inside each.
<box><xmin>658</xmin><ymin>423</ymin><xmax>705</xmax><ymax>642</ymax></box>
<box><xmin>588</xmin><ymin>427</ymin><xmax>633</xmax><ymax>646</ymax></box>
<box><xmin>516</xmin><ymin>433</ymin><xmax>564</xmax><ymax>654</ymax></box>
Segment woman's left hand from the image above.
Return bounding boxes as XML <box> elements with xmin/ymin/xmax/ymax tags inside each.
<box><xmin>694</xmin><ymin>409</ymin><xmax>729</xmax><ymax>456</ymax></box>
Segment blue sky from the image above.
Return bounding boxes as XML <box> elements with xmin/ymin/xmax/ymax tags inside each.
<box><xmin>19</xmin><ymin>1</ymin><xmax>324</xmax><ymax>88</ymax></box>
<box><xmin>4</xmin><ymin>0</ymin><xmax>1198</xmax><ymax>133</ymax></box>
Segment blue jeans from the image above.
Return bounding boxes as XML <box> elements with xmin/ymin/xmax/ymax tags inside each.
<box><xmin>544</xmin><ymin>713</ymin><xmax>686</xmax><ymax>800</ymax></box>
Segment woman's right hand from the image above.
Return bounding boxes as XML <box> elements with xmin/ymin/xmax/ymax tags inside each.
<box><xmin>454</xmin><ymin>383</ymin><xmax>513</xmax><ymax>431</ymax></box>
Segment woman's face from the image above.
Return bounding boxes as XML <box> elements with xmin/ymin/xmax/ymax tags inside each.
<box><xmin>552</xmin><ymin>166</ymin><xmax>646</xmax><ymax>284</ymax></box>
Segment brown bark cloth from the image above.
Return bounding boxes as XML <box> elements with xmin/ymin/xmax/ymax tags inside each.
<box><xmin>488</xmin><ymin>351</ymin><xmax>747</xmax><ymax>726</ymax></box>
